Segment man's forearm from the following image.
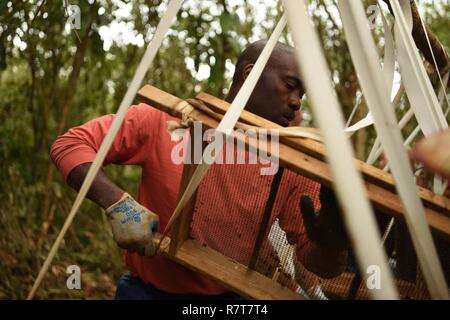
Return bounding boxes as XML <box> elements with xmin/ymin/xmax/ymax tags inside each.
<box><xmin>67</xmin><ymin>163</ymin><xmax>124</xmax><ymax>209</ymax></box>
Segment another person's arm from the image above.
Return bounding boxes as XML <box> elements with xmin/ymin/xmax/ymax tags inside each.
<box><xmin>279</xmin><ymin>180</ymin><xmax>348</xmax><ymax>279</ymax></box>
<box><xmin>412</xmin><ymin>129</ymin><xmax>450</xmax><ymax>181</ymax></box>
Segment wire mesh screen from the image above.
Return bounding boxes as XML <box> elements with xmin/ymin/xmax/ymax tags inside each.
<box><xmin>187</xmin><ymin>137</ymin><xmax>449</xmax><ymax>300</ymax></box>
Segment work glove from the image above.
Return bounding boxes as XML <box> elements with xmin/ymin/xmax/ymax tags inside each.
<box><xmin>106</xmin><ymin>193</ymin><xmax>160</xmax><ymax>257</ymax></box>
<box><xmin>299</xmin><ymin>185</ymin><xmax>349</xmax><ymax>251</ymax></box>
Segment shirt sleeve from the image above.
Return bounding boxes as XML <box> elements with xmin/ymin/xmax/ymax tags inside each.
<box><xmin>50</xmin><ymin>103</ymin><xmax>162</xmax><ymax>180</ymax></box>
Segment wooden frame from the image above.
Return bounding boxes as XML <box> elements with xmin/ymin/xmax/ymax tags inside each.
<box><xmin>168</xmin><ymin>123</ymin><xmax>199</xmax><ymax>256</ymax></box>
<box><xmin>138</xmin><ymin>85</ymin><xmax>450</xmax><ymax>299</ymax></box>
<box><xmin>157</xmin><ymin>236</ymin><xmax>303</xmax><ymax>299</ymax></box>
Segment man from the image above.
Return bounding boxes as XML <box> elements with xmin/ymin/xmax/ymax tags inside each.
<box><xmin>51</xmin><ymin>40</ymin><xmax>349</xmax><ymax>299</ymax></box>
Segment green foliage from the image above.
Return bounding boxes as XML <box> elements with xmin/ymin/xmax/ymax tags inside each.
<box><xmin>0</xmin><ymin>0</ymin><xmax>276</xmax><ymax>299</ymax></box>
<box><xmin>0</xmin><ymin>0</ymin><xmax>448</xmax><ymax>299</ymax></box>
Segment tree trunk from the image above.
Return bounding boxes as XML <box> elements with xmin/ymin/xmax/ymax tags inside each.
<box><xmin>40</xmin><ymin>7</ymin><xmax>96</xmax><ymax>226</ymax></box>
<box><xmin>354</xmin><ymin>100</ymin><xmax>368</xmax><ymax>160</ymax></box>
<box><xmin>382</xmin><ymin>0</ymin><xmax>449</xmax><ymax>75</ymax></box>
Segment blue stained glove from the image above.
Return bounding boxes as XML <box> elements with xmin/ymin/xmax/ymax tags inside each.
<box><xmin>106</xmin><ymin>193</ymin><xmax>160</xmax><ymax>257</ymax></box>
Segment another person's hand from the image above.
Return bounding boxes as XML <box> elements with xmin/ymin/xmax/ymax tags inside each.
<box><xmin>299</xmin><ymin>185</ymin><xmax>349</xmax><ymax>250</ymax></box>
<box><xmin>412</xmin><ymin>129</ymin><xmax>450</xmax><ymax>180</ymax></box>
<box><xmin>106</xmin><ymin>193</ymin><xmax>160</xmax><ymax>257</ymax></box>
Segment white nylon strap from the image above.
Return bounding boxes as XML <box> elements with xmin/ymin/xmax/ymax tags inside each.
<box><xmin>338</xmin><ymin>0</ymin><xmax>448</xmax><ymax>299</ymax></box>
<box><xmin>399</xmin><ymin>71</ymin><xmax>449</xmax><ymax>195</ymax></box>
<box><xmin>167</xmin><ymin>121</ymin><xmax>323</xmax><ymax>143</ymax></box>
<box><xmin>345</xmin><ymin>91</ymin><xmax>363</xmax><ymax>128</ymax></box>
<box><xmin>283</xmin><ymin>0</ymin><xmax>398</xmax><ymax>299</ymax></box>
<box><xmin>160</xmin><ymin>14</ymin><xmax>288</xmax><ymax>240</ymax></box>
<box><xmin>381</xmin><ymin>5</ymin><xmax>395</xmax><ymax>93</ymax></box>
<box><xmin>365</xmin><ymin>4</ymin><xmax>404</xmax><ymax>165</ymax></box>
<box><xmin>392</xmin><ymin>0</ymin><xmax>447</xmax><ymax>135</ymax></box>
<box><xmin>385</xmin><ymin>1</ymin><xmax>447</xmax><ymax>193</ymax></box>
<box><xmin>27</xmin><ymin>0</ymin><xmax>184</xmax><ymax>300</ymax></box>
<box><xmin>344</xmin><ymin>5</ymin><xmax>395</xmax><ymax>134</ymax></box>
<box><xmin>366</xmin><ymin>84</ymin><xmax>405</xmax><ymax>165</ymax></box>
<box><xmin>344</xmin><ymin>112</ymin><xmax>373</xmax><ymax>133</ymax></box>
<box><xmin>370</xmin><ymin>107</ymin><xmax>413</xmax><ymax>166</ymax></box>
<box><xmin>438</xmin><ymin>72</ymin><xmax>449</xmax><ymax>111</ymax></box>
<box><xmin>397</xmin><ymin>0</ymin><xmax>447</xmax><ymax>195</ymax></box>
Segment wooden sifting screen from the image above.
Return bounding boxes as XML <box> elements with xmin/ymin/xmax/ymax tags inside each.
<box><xmin>138</xmin><ymin>85</ymin><xmax>450</xmax><ymax>300</ymax></box>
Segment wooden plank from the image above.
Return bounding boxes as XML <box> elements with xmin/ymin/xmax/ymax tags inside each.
<box><xmin>138</xmin><ymin>86</ymin><xmax>447</xmax><ymax>300</ymax></box>
<box><xmin>187</xmin><ymin>107</ymin><xmax>450</xmax><ymax>240</ymax></box>
<box><xmin>136</xmin><ymin>85</ymin><xmax>450</xmax><ymax>240</ymax></box>
<box><xmin>138</xmin><ymin>85</ymin><xmax>194</xmax><ymax>119</ymax></box>
<box><xmin>157</xmin><ymin>236</ymin><xmax>304</xmax><ymax>300</ymax></box>
<box><xmin>196</xmin><ymin>92</ymin><xmax>450</xmax><ymax>215</ymax></box>
<box><xmin>136</xmin><ymin>86</ymin><xmax>199</xmax><ymax>255</ymax></box>
<box><xmin>168</xmin><ymin>124</ymin><xmax>200</xmax><ymax>256</ymax></box>
<box><xmin>155</xmin><ymin>235</ymin><xmax>434</xmax><ymax>300</ymax></box>
<box><xmin>249</xmin><ymin>168</ymin><xmax>284</xmax><ymax>270</ymax></box>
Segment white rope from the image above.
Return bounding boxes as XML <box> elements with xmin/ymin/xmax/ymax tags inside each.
<box><xmin>338</xmin><ymin>0</ymin><xmax>448</xmax><ymax>299</ymax></box>
<box><xmin>27</xmin><ymin>0</ymin><xmax>184</xmax><ymax>300</ymax></box>
<box><xmin>283</xmin><ymin>0</ymin><xmax>398</xmax><ymax>300</ymax></box>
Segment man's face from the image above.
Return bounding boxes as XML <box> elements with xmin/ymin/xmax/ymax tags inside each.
<box><xmin>245</xmin><ymin>51</ymin><xmax>304</xmax><ymax>127</ymax></box>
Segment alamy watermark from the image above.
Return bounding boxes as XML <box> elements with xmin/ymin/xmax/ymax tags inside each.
<box><xmin>170</xmin><ymin>121</ymin><xmax>280</xmax><ymax>176</ymax></box>
<box><xmin>66</xmin><ymin>265</ymin><xmax>81</xmax><ymax>290</ymax></box>
<box><xmin>367</xmin><ymin>5</ymin><xmax>381</xmax><ymax>29</ymax></box>
<box><xmin>65</xmin><ymin>3</ymin><xmax>81</xmax><ymax>30</ymax></box>
<box><xmin>366</xmin><ymin>265</ymin><xmax>382</xmax><ymax>290</ymax></box>
<box><xmin>366</xmin><ymin>4</ymin><xmax>391</xmax><ymax>30</ymax></box>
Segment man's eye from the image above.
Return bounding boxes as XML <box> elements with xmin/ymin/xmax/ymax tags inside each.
<box><xmin>286</xmin><ymin>82</ymin><xmax>296</xmax><ymax>90</ymax></box>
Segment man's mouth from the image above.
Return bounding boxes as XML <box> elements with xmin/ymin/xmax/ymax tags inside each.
<box><xmin>280</xmin><ymin>116</ymin><xmax>292</xmax><ymax>127</ymax></box>
<box><xmin>283</xmin><ymin>113</ymin><xmax>295</xmax><ymax>122</ymax></box>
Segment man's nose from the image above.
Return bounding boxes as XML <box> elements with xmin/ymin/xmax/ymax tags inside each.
<box><xmin>289</xmin><ymin>96</ymin><xmax>301</xmax><ymax>111</ymax></box>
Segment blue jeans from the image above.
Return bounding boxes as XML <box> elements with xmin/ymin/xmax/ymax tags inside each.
<box><xmin>115</xmin><ymin>273</ymin><xmax>243</xmax><ymax>300</ymax></box>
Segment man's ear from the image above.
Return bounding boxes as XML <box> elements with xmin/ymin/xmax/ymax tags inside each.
<box><xmin>242</xmin><ymin>64</ymin><xmax>254</xmax><ymax>80</ymax></box>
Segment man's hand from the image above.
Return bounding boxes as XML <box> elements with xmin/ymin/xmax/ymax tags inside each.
<box><xmin>299</xmin><ymin>185</ymin><xmax>349</xmax><ymax>250</ymax></box>
<box><xmin>106</xmin><ymin>193</ymin><xmax>160</xmax><ymax>257</ymax></box>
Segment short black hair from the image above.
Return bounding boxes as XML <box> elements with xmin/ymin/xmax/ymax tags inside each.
<box><xmin>232</xmin><ymin>39</ymin><xmax>295</xmax><ymax>84</ymax></box>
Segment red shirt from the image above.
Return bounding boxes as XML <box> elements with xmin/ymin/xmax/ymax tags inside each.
<box><xmin>51</xmin><ymin>103</ymin><xmax>326</xmax><ymax>294</ymax></box>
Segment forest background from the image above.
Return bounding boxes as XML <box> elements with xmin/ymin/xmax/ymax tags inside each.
<box><xmin>0</xmin><ymin>0</ymin><xmax>448</xmax><ymax>299</ymax></box>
